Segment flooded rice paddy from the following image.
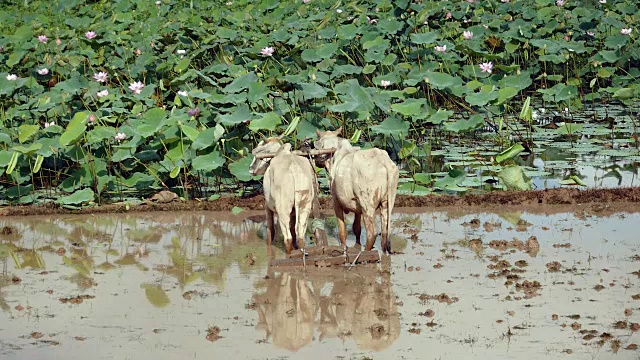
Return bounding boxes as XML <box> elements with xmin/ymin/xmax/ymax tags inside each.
<box><xmin>1</xmin><ymin>206</ymin><xmax>639</xmax><ymax>359</ymax></box>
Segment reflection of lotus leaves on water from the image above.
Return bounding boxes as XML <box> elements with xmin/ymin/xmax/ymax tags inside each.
<box><xmin>252</xmin><ymin>265</ymin><xmax>400</xmax><ymax>352</ymax></box>
<box><xmin>0</xmin><ymin>214</ymin><xmax>268</xmax><ymax>294</ymax></box>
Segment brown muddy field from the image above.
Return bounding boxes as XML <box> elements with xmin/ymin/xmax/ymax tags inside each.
<box><xmin>1</xmin><ymin>195</ymin><xmax>640</xmax><ymax>359</ymax></box>
<box><xmin>3</xmin><ymin>187</ymin><xmax>640</xmax><ymax>217</ymax></box>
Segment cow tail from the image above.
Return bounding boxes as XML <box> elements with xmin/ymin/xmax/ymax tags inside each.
<box><xmin>385</xmin><ymin>160</ymin><xmax>397</xmax><ymax>254</ymax></box>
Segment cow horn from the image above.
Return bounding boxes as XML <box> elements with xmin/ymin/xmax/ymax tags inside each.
<box><xmin>316</xmin><ymin>128</ymin><xmax>324</xmax><ymax>137</ymax></box>
<box><xmin>334</xmin><ymin>127</ymin><xmax>343</xmax><ymax>136</ymax></box>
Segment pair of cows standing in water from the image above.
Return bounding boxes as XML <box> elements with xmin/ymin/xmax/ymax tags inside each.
<box><xmin>249</xmin><ymin>128</ymin><xmax>400</xmax><ymax>257</ymax></box>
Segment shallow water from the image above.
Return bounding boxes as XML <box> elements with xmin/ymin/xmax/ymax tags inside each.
<box><xmin>0</xmin><ymin>208</ymin><xmax>639</xmax><ymax>359</ymax></box>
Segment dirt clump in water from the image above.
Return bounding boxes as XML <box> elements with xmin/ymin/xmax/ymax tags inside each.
<box><xmin>206</xmin><ymin>326</ymin><xmax>223</xmax><ymax>342</ymax></box>
<box><xmin>613</xmin><ymin>321</ymin><xmax>628</xmax><ymax>329</ymax></box>
<box><xmin>462</xmin><ymin>218</ymin><xmax>481</xmax><ymax>227</ymax></box>
<box><xmin>546</xmin><ymin>261</ymin><xmax>562</xmax><ymax>272</ymax></box>
<box><xmin>483</xmin><ymin>221</ymin><xmax>501</xmax><ymax>232</ymax></box>
<box><xmin>468</xmin><ymin>239</ymin><xmax>483</xmax><ymax>252</ymax></box>
<box><xmin>553</xmin><ymin>243</ymin><xmax>572</xmax><ymax>248</ymax></box>
<box><xmin>59</xmin><ymin>295</ymin><xmax>95</xmax><ymax>304</ymax></box>
<box><xmin>417</xmin><ymin>293</ymin><xmax>459</xmax><ymax>305</ymax></box>
<box><xmin>488</xmin><ymin>260</ymin><xmax>511</xmax><ymax>270</ymax></box>
<box><xmin>515</xmin><ymin>280</ymin><xmax>542</xmax><ymax>298</ymax></box>
<box><xmin>418</xmin><ymin>309</ymin><xmax>435</xmax><ymax>317</ymax></box>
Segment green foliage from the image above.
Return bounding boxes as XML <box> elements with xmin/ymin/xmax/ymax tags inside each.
<box><xmin>498</xmin><ymin>166</ymin><xmax>533</xmax><ymax>191</ymax></box>
<box><xmin>0</xmin><ymin>0</ymin><xmax>638</xmax><ymax>203</ymax></box>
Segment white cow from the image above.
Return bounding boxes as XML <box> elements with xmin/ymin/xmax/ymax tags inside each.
<box><xmin>314</xmin><ymin>128</ymin><xmax>399</xmax><ymax>253</ymax></box>
<box><xmin>249</xmin><ymin>136</ymin><xmax>316</xmax><ymax>255</ymax></box>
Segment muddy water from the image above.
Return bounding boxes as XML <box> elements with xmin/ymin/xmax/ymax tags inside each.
<box><xmin>0</xmin><ymin>209</ymin><xmax>639</xmax><ymax>359</ymax></box>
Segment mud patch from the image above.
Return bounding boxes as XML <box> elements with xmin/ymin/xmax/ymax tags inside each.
<box><xmin>3</xmin><ymin>187</ymin><xmax>640</xmax><ymax>217</ymax></box>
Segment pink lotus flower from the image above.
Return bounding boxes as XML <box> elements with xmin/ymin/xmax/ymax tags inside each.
<box><xmin>260</xmin><ymin>46</ymin><xmax>274</xmax><ymax>56</ymax></box>
<box><xmin>621</xmin><ymin>28</ymin><xmax>632</xmax><ymax>35</ymax></box>
<box><xmin>463</xmin><ymin>31</ymin><xmax>473</xmax><ymax>40</ymax></box>
<box><xmin>479</xmin><ymin>62</ymin><xmax>493</xmax><ymax>73</ymax></box>
<box><xmin>6</xmin><ymin>74</ymin><xmax>18</xmax><ymax>81</ymax></box>
<box><xmin>43</xmin><ymin>121</ymin><xmax>55</xmax><ymax>128</ymax></box>
<box><xmin>556</xmin><ymin>0</ymin><xmax>564</xmax><ymax>6</ymax></box>
<box><xmin>587</xmin><ymin>31</ymin><xmax>595</xmax><ymax>37</ymax></box>
<box><xmin>37</xmin><ymin>68</ymin><xmax>50</xmax><ymax>75</ymax></box>
<box><xmin>367</xmin><ymin>16</ymin><xmax>378</xmax><ymax>24</ymax></box>
<box><xmin>380</xmin><ymin>80</ymin><xmax>391</xmax><ymax>87</ymax></box>
<box><xmin>37</xmin><ymin>35</ymin><xmax>48</xmax><ymax>44</ymax></box>
<box><xmin>135</xmin><ymin>48</ymin><xmax>142</xmax><ymax>55</ymax></box>
<box><xmin>85</xmin><ymin>31</ymin><xmax>97</xmax><ymax>39</ymax></box>
<box><xmin>114</xmin><ymin>132</ymin><xmax>127</xmax><ymax>142</ymax></box>
<box><xmin>97</xmin><ymin>89</ymin><xmax>109</xmax><ymax>98</ymax></box>
<box><xmin>434</xmin><ymin>45</ymin><xmax>446</xmax><ymax>53</ymax></box>
<box><xmin>445</xmin><ymin>12</ymin><xmax>452</xmax><ymax>19</ymax></box>
<box><xmin>55</xmin><ymin>38</ymin><xmax>62</xmax><ymax>46</ymax></box>
<box><xmin>88</xmin><ymin>114</ymin><xmax>96</xmax><ymax>123</ymax></box>
<box><xmin>93</xmin><ymin>72</ymin><xmax>108</xmax><ymax>83</ymax></box>
<box><xmin>128</xmin><ymin>81</ymin><xmax>145</xmax><ymax>94</ymax></box>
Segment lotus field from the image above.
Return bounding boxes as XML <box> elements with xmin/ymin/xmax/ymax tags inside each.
<box><xmin>1</xmin><ymin>0</ymin><xmax>639</xmax><ymax>207</ymax></box>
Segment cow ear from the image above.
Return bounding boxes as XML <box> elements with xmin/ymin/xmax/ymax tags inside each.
<box><xmin>335</xmin><ymin>127</ymin><xmax>343</xmax><ymax>136</ymax></box>
<box><xmin>316</xmin><ymin>128</ymin><xmax>323</xmax><ymax>137</ymax></box>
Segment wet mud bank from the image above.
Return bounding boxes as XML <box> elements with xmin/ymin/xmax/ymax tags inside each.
<box><xmin>3</xmin><ymin>187</ymin><xmax>640</xmax><ymax>217</ymax></box>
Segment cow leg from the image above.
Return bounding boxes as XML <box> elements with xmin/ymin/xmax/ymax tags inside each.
<box><xmin>296</xmin><ymin>204</ymin><xmax>312</xmax><ymax>251</ymax></box>
<box><xmin>363</xmin><ymin>211</ymin><xmax>377</xmax><ymax>251</ymax></box>
<box><xmin>334</xmin><ymin>201</ymin><xmax>347</xmax><ymax>248</ymax></box>
<box><xmin>380</xmin><ymin>201</ymin><xmax>390</xmax><ymax>253</ymax></box>
<box><xmin>277</xmin><ymin>208</ymin><xmax>294</xmax><ymax>254</ymax></box>
<box><xmin>353</xmin><ymin>213</ymin><xmax>362</xmax><ymax>247</ymax></box>
<box><xmin>266</xmin><ymin>208</ymin><xmax>275</xmax><ymax>256</ymax></box>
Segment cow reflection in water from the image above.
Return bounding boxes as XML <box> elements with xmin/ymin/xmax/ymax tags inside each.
<box><xmin>252</xmin><ymin>262</ymin><xmax>399</xmax><ymax>352</ymax></box>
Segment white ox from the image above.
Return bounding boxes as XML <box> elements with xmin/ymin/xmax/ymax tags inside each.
<box><xmin>249</xmin><ymin>136</ymin><xmax>316</xmax><ymax>255</ymax></box>
<box><xmin>314</xmin><ymin>128</ymin><xmax>399</xmax><ymax>253</ymax></box>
